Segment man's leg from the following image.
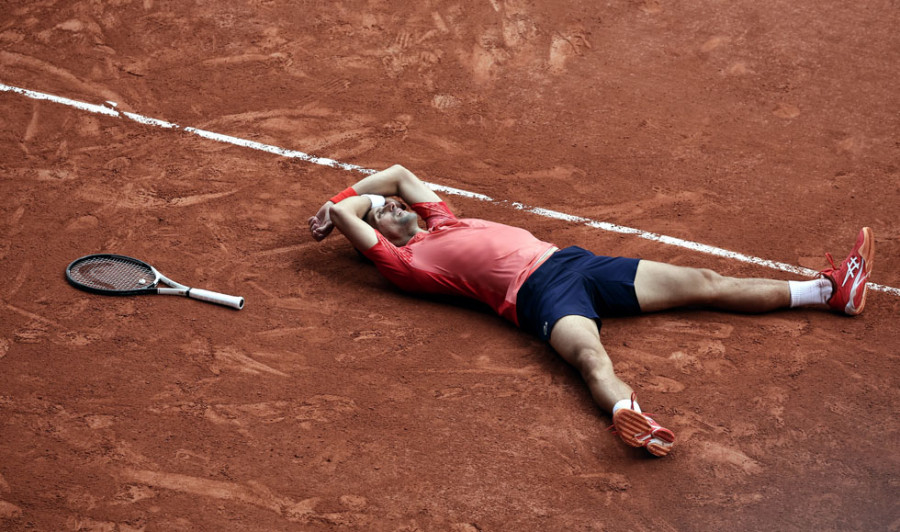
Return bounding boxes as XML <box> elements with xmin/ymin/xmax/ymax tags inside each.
<box><xmin>549</xmin><ymin>314</ymin><xmax>675</xmax><ymax>456</ymax></box>
<box><xmin>634</xmin><ymin>261</ymin><xmax>794</xmax><ymax>313</ymax></box>
<box><xmin>548</xmin><ymin>315</ymin><xmax>632</xmax><ymax>412</ymax></box>
<box><xmin>635</xmin><ymin>227</ymin><xmax>875</xmax><ymax>315</ymax></box>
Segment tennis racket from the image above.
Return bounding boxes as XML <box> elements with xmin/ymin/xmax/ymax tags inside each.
<box><xmin>66</xmin><ymin>254</ymin><xmax>244</xmax><ymax>310</ymax></box>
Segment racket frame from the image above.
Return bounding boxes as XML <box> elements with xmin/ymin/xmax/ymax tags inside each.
<box><xmin>66</xmin><ymin>254</ymin><xmax>244</xmax><ymax>309</ymax></box>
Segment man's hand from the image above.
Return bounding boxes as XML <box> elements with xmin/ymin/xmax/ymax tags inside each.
<box><xmin>309</xmin><ymin>165</ymin><xmax>438</xmax><ymax>245</ymax></box>
<box><xmin>308</xmin><ymin>201</ymin><xmax>335</xmax><ymax>241</ymax></box>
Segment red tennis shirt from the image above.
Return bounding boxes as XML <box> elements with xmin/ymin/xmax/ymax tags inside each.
<box><xmin>361</xmin><ymin>202</ymin><xmax>557</xmax><ymax>325</ymax></box>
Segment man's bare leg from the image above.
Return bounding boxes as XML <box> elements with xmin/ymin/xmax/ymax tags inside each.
<box><xmin>548</xmin><ymin>315</ymin><xmax>632</xmax><ymax>412</ymax></box>
<box><xmin>545</xmin><ymin>263</ymin><xmax>792</xmax><ymax>412</ymax></box>
<box><xmin>634</xmin><ymin>260</ymin><xmax>792</xmax><ymax>313</ymax></box>
<box><xmin>549</xmin><ymin>314</ymin><xmax>675</xmax><ymax>456</ymax></box>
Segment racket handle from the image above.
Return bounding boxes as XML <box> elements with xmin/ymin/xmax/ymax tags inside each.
<box><xmin>188</xmin><ymin>288</ymin><xmax>245</xmax><ymax>310</ymax></box>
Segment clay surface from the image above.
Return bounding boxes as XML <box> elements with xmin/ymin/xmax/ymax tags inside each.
<box><xmin>1</xmin><ymin>1</ymin><xmax>898</xmax><ymax>530</ymax></box>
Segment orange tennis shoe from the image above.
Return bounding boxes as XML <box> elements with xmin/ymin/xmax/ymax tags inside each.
<box><xmin>820</xmin><ymin>227</ymin><xmax>875</xmax><ymax>316</ymax></box>
<box><xmin>611</xmin><ymin>394</ymin><xmax>675</xmax><ymax>457</ymax></box>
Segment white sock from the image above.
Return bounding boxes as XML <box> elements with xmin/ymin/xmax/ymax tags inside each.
<box><xmin>612</xmin><ymin>397</ymin><xmax>641</xmax><ymax>415</ymax></box>
<box><xmin>789</xmin><ymin>279</ymin><xmax>833</xmax><ymax>307</ymax></box>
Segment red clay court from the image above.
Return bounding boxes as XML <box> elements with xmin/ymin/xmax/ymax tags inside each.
<box><xmin>1</xmin><ymin>1</ymin><xmax>898</xmax><ymax>530</ymax></box>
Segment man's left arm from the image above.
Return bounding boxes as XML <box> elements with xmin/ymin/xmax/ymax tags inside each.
<box><xmin>328</xmin><ymin>196</ymin><xmax>379</xmax><ymax>250</ymax></box>
<box><xmin>307</xmin><ymin>164</ymin><xmax>440</xmax><ymax>242</ymax></box>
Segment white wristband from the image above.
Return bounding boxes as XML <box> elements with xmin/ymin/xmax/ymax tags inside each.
<box><xmin>362</xmin><ymin>194</ymin><xmax>386</xmax><ymax>210</ymax></box>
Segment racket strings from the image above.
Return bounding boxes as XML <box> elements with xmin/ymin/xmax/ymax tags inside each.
<box><xmin>69</xmin><ymin>256</ymin><xmax>155</xmax><ymax>291</ymax></box>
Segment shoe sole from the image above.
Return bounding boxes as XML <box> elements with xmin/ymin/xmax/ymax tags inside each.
<box><xmin>850</xmin><ymin>227</ymin><xmax>875</xmax><ymax>316</ymax></box>
<box><xmin>613</xmin><ymin>409</ymin><xmax>675</xmax><ymax>457</ymax></box>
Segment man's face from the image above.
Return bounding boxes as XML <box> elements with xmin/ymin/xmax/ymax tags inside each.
<box><xmin>365</xmin><ymin>199</ymin><xmax>419</xmax><ymax>243</ymax></box>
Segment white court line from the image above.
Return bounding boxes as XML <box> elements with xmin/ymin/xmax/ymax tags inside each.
<box><xmin>3</xmin><ymin>81</ymin><xmax>897</xmax><ymax>297</ymax></box>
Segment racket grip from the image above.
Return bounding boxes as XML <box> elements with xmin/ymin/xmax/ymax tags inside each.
<box><xmin>188</xmin><ymin>288</ymin><xmax>245</xmax><ymax>310</ymax></box>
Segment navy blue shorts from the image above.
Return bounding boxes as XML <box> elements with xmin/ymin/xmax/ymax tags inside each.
<box><xmin>516</xmin><ymin>247</ymin><xmax>642</xmax><ymax>340</ymax></box>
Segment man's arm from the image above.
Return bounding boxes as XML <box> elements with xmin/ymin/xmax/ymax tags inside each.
<box><xmin>328</xmin><ymin>196</ymin><xmax>379</xmax><ymax>250</ymax></box>
<box><xmin>343</xmin><ymin>164</ymin><xmax>441</xmax><ymax>204</ymax></box>
<box><xmin>307</xmin><ymin>165</ymin><xmax>440</xmax><ymax>243</ymax></box>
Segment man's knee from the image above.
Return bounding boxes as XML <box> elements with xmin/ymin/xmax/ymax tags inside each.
<box><xmin>571</xmin><ymin>346</ymin><xmax>613</xmax><ymax>376</ymax></box>
<box><xmin>691</xmin><ymin>268</ymin><xmax>726</xmax><ymax>303</ymax></box>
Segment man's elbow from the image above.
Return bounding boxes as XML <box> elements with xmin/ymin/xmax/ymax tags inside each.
<box><xmin>392</xmin><ymin>164</ymin><xmax>420</xmax><ymax>185</ymax></box>
<box><xmin>329</xmin><ymin>203</ymin><xmax>354</xmax><ymax>228</ymax></box>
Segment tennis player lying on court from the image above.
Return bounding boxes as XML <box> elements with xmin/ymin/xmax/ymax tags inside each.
<box><xmin>308</xmin><ymin>165</ymin><xmax>875</xmax><ymax>457</ymax></box>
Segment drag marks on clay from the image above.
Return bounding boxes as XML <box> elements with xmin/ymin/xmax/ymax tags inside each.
<box><xmin>166</xmin><ymin>188</ymin><xmax>240</xmax><ymax>208</ymax></box>
<box><xmin>500</xmin><ymin>4</ymin><xmax>538</xmax><ymax>49</ymax></box>
<box><xmin>0</xmin><ymin>501</ymin><xmax>23</xmax><ymax>520</ymax></box>
<box><xmin>725</xmin><ymin>61</ymin><xmax>753</xmax><ymax>76</ymax></box>
<box><xmin>573</xmin><ymin>471</ymin><xmax>631</xmax><ymax>495</ymax></box>
<box><xmin>700</xmin><ymin>35</ymin><xmax>730</xmax><ymax>54</ymax></box>
<box><xmin>64</xmin><ymin>214</ymin><xmax>100</xmax><ymax>232</ymax></box>
<box><xmin>150</xmin><ymin>391</ymin><xmax>358</xmax><ymax>437</ymax></box>
<box><xmin>432</xmin><ymin>94</ymin><xmax>462</xmax><ymax>111</ymax></box>
<box><xmin>5</xmin><ymin>205</ymin><xmax>26</xmax><ymax>238</ymax></box>
<box><xmin>753</xmin><ymin>316</ymin><xmax>811</xmax><ymax>339</ymax></box>
<box><xmin>203</xmin><ymin>402</ymin><xmax>289</xmax><ymax>433</ymax></box>
<box><xmin>179</xmin><ymin>339</ymin><xmax>293</xmax><ymax>378</ymax></box>
<box><xmin>211</xmin><ymin>396</ymin><xmax>357</xmax><ymax>431</ymax></box>
<box><xmin>200</xmin><ymin>52</ymin><xmax>290</xmax><ymax>68</ymax></box>
<box><xmin>0</xmin><ymin>51</ymin><xmax>125</xmax><ymax>105</ymax></box>
<box><xmin>5</xmin><ymin>260</ymin><xmax>31</xmax><ymax>300</ymax></box>
<box><xmin>207</xmin><ymin>106</ymin><xmax>372</xmax><ymax>149</ymax></box>
<box><xmin>381</xmin><ymin>27</ymin><xmax>444</xmax><ymax>79</ymax></box>
<box><xmin>667</xmin><ymin>340</ymin><xmax>736</xmax><ymax>378</ymax></box>
<box><xmin>295</xmin><ymin>395</ymin><xmax>360</xmax><ymax>429</ymax></box>
<box><xmin>119</xmin><ymin>469</ymin><xmax>369</xmax><ymax>525</ymax></box>
<box><xmin>668</xmin><ymin>411</ymin><xmax>767</xmax><ymax>478</ymax></box>
<box><xmin>22</xmin><ymin>102</ymin><xmax>41</xmax><ymax>149</ymax></box>
<box><xmin>684</xmin><ymin>491</ymin><xmax>765</xmax><ymax>507</ymax></box>
<box><xmin>252</xmin><ymin>242</ymin><xmax>319</xmax><ymax>260</ymax></box>
<box><xmin>772</xmin><ymin>102</ymin><xmax>801</xmax><ymax>119</ymax></box>
<box><xmin>211</xmin><ymin>347</ymin><xmax>289</xmax><ymax>377</ymax></box>
<box><xmin>4</xmin><ymin>300</ymin><xmax>100</xmax><ymax>347</ymax></box>
<box><xmin>752</xmin><ymin>387</ymin><xmax>791</xmax><ymax>428</ymax></box>
<box><xmin>641</xmin><ymin>375</ymin><xmax>686</xmax><ymax>394</ymax></box>
<box><xmin>549</xmin><ymin>31</ymin><xmax>591</xmax><ymax>75</ymax></box>
<box><xmin>651</xmin><ymin>318</ymin><xmax>734</xmax><ymax>339</ymax></box>
<box><xmin>5</xmin><ymin>397</ymin><xmax>158</xmax><ymax>473</ymax></box>
<box><xmin>445</xmin><ymin>2</ymin><xmax>589</xmax><ymax>83</ymax></box>
<box><xmin>114</xmin><ymin>483</ymin><xmax>158</xmax><ymax>505</ymax></box>
<box><xmin>638</xmin><ymin>0</ymin><xmax>663</xmax><ymax>15</ymax></box>
<box><xmin>693</xmin><ymin>441</ymin><xmax>763</xmax><ymax>475</ymax></box>
<box><xmin>254</xmin><ymin>323</ymin><xmax>332</xmax><ymax>346</ymax></box>
<box><xmin>0</xmin><ymin>473</ymin><xmax>21</xmax><ymax>521</ymax></box>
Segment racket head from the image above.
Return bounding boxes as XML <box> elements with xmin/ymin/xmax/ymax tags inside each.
<box><xmin>66</xmin><ymin>254</ymin><xmax>161</xmax><ymax>295</ymax></box>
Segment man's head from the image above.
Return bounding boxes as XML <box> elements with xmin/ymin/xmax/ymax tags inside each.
<box><xmin>363</xmin><ymin>198</ymin><xmax>422</xmax><ymax>246</ymax></box>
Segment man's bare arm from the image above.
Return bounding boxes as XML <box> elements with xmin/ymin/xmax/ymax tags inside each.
<box><xmin>328</xmin><ymin>196</ymin><xmax>379</xmax><ymax>250</ymax></box>
<box><xmin>347</xmin><ymin>164</ymin><xmax>441</xmax><ymax>205</ymax></box>
<box><xmin>307</xmin><ymin>165</ymin><xmax>440</xmax><ymax>242</ymax></box>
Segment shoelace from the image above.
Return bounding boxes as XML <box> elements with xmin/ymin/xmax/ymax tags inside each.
<box><xmin>819</xmin><ymin>252</ymin><xmax>840</xmax><ymax>277</ymax></box>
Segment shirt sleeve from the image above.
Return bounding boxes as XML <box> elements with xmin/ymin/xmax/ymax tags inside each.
<box><xmin>358</xmin><ymin>201</ymin><xmax>456</xmax><ymax>290</ymax></box>
<box><xmin>411</xmin><ymin>201</ymin><xmax>457</xmax><ymax>230</ymax></box>
<box><xmin>360</xmin><ymin>232</ymin><xmax>416</xmax><ymax>287</ymax></box>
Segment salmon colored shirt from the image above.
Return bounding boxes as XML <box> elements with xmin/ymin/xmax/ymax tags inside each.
<box><xmin>361</xmin><ymin>202</ymin><xmax>556</xmax><ymax>325</ymax></box>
